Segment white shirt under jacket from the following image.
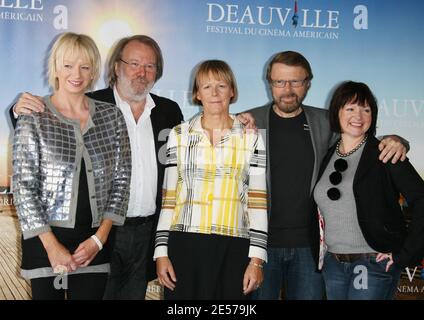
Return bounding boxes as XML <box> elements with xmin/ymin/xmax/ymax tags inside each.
<box><xmin>113</xmin><ymin>87</ymin><xmax>158</xmax><ymax>218</ymax></box>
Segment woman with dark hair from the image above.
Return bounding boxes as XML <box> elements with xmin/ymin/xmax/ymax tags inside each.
<box><xmin>313</xmin><ymin>81</ymin><xmax>424</xmax><ymax>300</ymax></box>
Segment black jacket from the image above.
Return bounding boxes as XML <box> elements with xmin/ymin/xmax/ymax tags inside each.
<box><xmin>311</xmin><ymin>135</ymin><xmax>424</xmax><ymax>268</ymax></box>
<box><xmin>10</xmin><ymin>87</ymin><xmax>184</xmax><ymax>281</ymax></box>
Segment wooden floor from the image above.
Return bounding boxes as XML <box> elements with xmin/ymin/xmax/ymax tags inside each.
<box><xmin>0</xmin><ymin>212</ymin><xmax>31</xmax><ymax>300</ymax></box>
<box><xmin>0</xmin><ymin>210</ymin><xmax>161</xmax><ymax>300</ymax></box>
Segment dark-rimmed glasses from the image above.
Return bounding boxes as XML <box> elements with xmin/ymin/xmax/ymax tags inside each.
<box><xmin>119</xmin><ymin>58</ymin><xmax>157</xmax><ymax>73</ymax></box>
<box><xmin>270</xmin><ymin>78</ymin><xmax>308</xmax><ymax>88</ymax></box>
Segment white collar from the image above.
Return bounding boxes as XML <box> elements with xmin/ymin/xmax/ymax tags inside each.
<box><xmin>112</xmin><ymin>86</ymin><xmax>156</xmax><ymax>112</ymax></box>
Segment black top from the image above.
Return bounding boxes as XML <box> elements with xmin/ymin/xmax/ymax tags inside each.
<box><xmin>21</xmin><ymin>159</ymin><xmax>110</xmax><ymax>270</ymax></box>
<box><xmin>268</xmin><ymin>108</ymin><xmax>314</xmax><ymax>248</ymax></box>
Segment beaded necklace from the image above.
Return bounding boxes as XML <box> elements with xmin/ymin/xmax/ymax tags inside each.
<box><xmin>336</xmin><ymin>135</ymin><xmax>368</xmax><ymax>157</ymax></box>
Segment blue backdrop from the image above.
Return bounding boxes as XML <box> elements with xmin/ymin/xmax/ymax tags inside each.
<box><xmin>1</xmin><ymin>0</ymin><xmax>423</xmax><ymax>197</ymax></box>
<box><xmin>1</xmin><ymin>0</ymin><xmax>424</xmax><ymax>300</ymax></box>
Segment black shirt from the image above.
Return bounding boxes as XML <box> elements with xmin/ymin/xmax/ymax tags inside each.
<box><xmin>268</xmin><ymin>107</ymin><xmax>315</xmax><ymax>247</ymax></box>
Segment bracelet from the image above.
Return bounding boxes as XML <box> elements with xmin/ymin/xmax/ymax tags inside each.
<box><xmin>91</xmin><ymin>234</ymin><xmax>103</xmax><ymax>251</ymax></box>
<box><xmin>249</xmin><ymin>261</ymin><xmax>263</xmax><ymax>269</ymax></box>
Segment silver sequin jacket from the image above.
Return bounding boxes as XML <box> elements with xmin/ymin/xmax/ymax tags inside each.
<box><xmin>12</xmin><ymin>96</ymin><xmax>131</xmax><ymax>239</ymax></box>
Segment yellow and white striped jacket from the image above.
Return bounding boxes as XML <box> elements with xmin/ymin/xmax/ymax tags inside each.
<box><xmin>154</xmin><ymin>114</ymin><xmax>268</xmax><ymax>261</ymax></box>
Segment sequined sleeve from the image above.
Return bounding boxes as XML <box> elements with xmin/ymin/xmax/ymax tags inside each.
<box><xmin>12</xmin><ymin>114</ymin><xmax>52</xmax><ymax>239</ymax></box>
<box><xmin>102</xmin><ymin>107</ymin><xmax>131</xmax><ymax>224</ymax></box>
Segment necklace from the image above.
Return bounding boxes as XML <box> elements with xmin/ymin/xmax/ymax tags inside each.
<box><xmin>336</xmin><ymin>135</ymin><xmax>368</xmax><ymax>157</ymax></box>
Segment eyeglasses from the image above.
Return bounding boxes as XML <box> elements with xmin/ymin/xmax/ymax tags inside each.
<box><xmin>270</xmin><ymin>78</ymin><xmax>308</xmax><ymax>88</ymax></box>
<box><xmin>327</xmin><ymin>158</ymin><xmax>348</xmax><ymax>201</ymax></box>
<box><xmin>119</xmin><ymin>58</ymin><xmax>157</xmax><ymax>73</ymax></box>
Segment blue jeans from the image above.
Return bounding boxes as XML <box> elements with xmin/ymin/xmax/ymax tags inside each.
<box><xmin>322</xmin><ymin>252</ymin><xmax>401</xmax><ymax>300</ymax></box>
<box><xmin>251</xmin><ymin>247</ymin><xmax>325</xmax><ymax>300</ymax></box>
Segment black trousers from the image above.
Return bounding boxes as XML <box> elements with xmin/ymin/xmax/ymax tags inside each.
<box><xmin>103</xmin><ymin>220</ymin><xmax>154</xmax><ymax>300</ymax></box>
<box><xmin>31</xmin><ymin>273</ymin><xmax>108</xmax><ymax>300</ymax></box>
<box><xmin>165</xmin><ymin>232</ymin><xmax>250</xmax><ymax>300</ymax></box>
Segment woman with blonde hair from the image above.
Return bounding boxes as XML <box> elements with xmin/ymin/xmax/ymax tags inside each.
<box><xmin>12</xmin><ymin>32</ymin><xmax>131</xmax><ymax>299</ymax></box>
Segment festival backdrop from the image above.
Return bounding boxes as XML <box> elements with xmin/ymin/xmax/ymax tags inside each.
<box><xmin>0</xmin><ymin>0</ymin><xmax>424</xmax><ymax>297</ymax></box>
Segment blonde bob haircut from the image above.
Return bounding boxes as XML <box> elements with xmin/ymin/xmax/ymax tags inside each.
<box><xmin>47</xmin><ymin>32</ymin><xmax>101</xmax><ymax>91</ymax></box>
<box><xmin>192</xmin><ymin>60</ymin><xmax>238</xmax><ymax>105</ymax></box>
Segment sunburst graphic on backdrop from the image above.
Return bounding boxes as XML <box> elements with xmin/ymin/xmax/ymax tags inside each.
<box><xmin>91</xmin><ymin>12</ymin><xmax>149</xmax><ymax>54</ymax></box>
<box><xmin>98</xmin><ymin>19</ymin><xmax>133</xmax><ymax>48</ymax></box>
<box><xmin>77</xmin><ymin>2</ymin><xmax>152</xmax><ymax>57</ymax></box>
<box><xmin>74</xmin><ymin>1</ymin><xmax>153</xmax><ymax>85</ymax></box>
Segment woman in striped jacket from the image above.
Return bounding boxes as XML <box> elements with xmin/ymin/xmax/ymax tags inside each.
<box><xmin>154</xmin><ymin>60</ymin><xmax>268</xmax><ymax>300</ymax></box>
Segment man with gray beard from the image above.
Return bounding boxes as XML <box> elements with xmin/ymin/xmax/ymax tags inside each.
<box><xmin>10</xmin><ymin>35</ymin><xmax>184</xmax><ymax>299</ymax></box>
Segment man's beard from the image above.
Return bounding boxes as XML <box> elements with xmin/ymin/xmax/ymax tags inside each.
<box><xmin>117</xmin><ymin>72</ymin><xmax>155</xmax><ymax>102</ymax></box>
<box><xmin>275</xmin><ymin>93</ymin><xmax>304</xmax><ymax>114</ymax></box>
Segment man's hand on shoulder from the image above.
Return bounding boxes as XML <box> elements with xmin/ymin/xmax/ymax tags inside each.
<box><xmin>237</xmin><ymin>112</ymin><xmax>257</xmax><ymax>132</ymax></box>
<box><xmin>378</xmin><ymin>135</ymin><xmax>407</xmax><ymax>164</ymax></box>
<box><xmin>14</xmin><ymin>92</ymin><xmax>45</xmax><ymax>117</ymax></box>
